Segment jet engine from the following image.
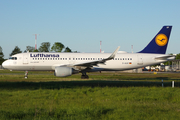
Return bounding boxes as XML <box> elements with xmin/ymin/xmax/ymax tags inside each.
<box><xmin>54</xmin><ymin>66</ymin><xmax>78</xmax><ymax>77</ymax></box>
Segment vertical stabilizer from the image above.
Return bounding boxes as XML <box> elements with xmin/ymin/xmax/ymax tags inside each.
<box><xmin>138</xmin><ymin>26</ymin><xmax>172</xmax><ymax>54</ymax></box>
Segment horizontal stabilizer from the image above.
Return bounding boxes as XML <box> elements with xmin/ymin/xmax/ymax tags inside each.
<box><xmin>155</xmin><ymin>55</ymin><xmax>175</xmax><ymax>60</ymax></box>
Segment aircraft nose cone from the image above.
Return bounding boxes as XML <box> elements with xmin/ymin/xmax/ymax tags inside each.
<box><xmin>2</xmin><ymin>61</ymin><xmax>8</xmax><ymax>69</ymax></box>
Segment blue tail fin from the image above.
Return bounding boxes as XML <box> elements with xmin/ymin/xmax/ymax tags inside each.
<box><xmin>138</xmin><ymin>26</ymin><xmax>172</xmax><ymax>54</ymax></box>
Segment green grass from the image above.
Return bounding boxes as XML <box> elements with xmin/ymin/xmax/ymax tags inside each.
<box><xmin>0</xmin><ymin>70</ymin><xmax>180</xmax><ymax>119</ymax></box>
<box><xmin>0</xmin><ymin>87</ymin><xmax>180</xmax><ymax>120</ymax></box>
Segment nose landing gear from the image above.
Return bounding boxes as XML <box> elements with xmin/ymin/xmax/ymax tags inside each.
<box><xmin>24</xmin><ymin>71</ymin><xmax>28</xmax><ymax>79</ymax></box>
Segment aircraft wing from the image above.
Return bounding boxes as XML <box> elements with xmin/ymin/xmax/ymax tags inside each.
<box><xmin>73</xmin><ymin>46</ymin><xmax>120</xmax><ymax>67</ymax></box>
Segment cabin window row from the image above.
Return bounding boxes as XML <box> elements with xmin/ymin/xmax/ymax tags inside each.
<box><xmin>32</xmin><ymin>58</ymin><xmax>132</xmax><ymax>60</ymax></box>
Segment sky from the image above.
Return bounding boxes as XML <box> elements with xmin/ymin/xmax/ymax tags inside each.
<box><xmin>0</xmin><ymin>0</ymin><xmax>180</xmax><ymax>59</ymax></box>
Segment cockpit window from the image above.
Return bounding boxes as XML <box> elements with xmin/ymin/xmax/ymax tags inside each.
<box><xmin>9</xmin><ymin>57</ymin><xmax>17</xmax><ymax>60</ymax></box>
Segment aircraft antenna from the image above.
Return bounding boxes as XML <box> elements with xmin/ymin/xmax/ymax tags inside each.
<box><xmin>33</xmin><ymin>34</ymin><xmax>40</xmax><ymax>50</ymax></box>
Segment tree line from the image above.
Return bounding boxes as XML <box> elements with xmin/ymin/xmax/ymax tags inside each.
<box><xmin>25</xmin><ymin>42</ymin><xmax>72</xmax><ymax>53</ymax></box>
<box><xmin>1</xmin><ymin>43</ymin><xmax>180</xmax><ymax>65</ymax></box>
<box><xmin>0</xmin><ymin>42</ymin><xmax>74</xmax><ymax>65</ymax></box>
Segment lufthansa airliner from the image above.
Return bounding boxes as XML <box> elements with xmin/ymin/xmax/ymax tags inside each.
<box><xmin>2</xmin><ymin>26</ymin><xmax>175</xmax><ymax>78</ymax></box>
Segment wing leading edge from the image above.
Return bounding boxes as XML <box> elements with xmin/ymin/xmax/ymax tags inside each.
<box><xmin>74</xmin><ymin>46</ymin><xmax>120</xmax><ymax>67</ymax></box>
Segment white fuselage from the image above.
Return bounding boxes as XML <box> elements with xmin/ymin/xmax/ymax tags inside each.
<box><xmin>2</xmin><ymin>52</ymin><xmax>174</xmax><ymax>72</ymax></box>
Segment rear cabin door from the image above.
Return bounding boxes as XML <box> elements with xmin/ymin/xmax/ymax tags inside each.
<box><xmin>137</xmin><ymin>55</ymin><xmax>143</xmax><ymax>65</ymax></box>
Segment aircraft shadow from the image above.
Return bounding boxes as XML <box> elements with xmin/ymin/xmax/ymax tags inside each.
<box><xmin>0</xmin><ymin>80</ymin><xmax>179</xmax><ymax>90</ymax></box>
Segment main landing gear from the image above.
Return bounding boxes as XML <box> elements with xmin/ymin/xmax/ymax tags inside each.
<box><xmin>24</xmin><ymin>71</ymin><xmax>28</xmax><ymax>79</ymax></box>
<box><xmin>81</xmin><ymin>72</ymin><xmax>89</xmax><ymax>79</ymax></box>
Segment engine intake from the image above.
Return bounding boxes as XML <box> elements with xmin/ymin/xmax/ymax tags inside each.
<box><xmin>54</xmin><ymin>67</ymin><xmax>78</xmax><ymax>77</ymax></box>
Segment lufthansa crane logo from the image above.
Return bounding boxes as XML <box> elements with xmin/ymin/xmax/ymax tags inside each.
<box><xmin>155</xmin><ymin>34</ymin><xmax>168</xmax><ymax>46</ymax></box>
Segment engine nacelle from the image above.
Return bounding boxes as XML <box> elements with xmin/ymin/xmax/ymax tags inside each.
<box><xmin>54</xmin><ymin>67</ymin><xmax>73</xmax><ymax>77</ymax></box>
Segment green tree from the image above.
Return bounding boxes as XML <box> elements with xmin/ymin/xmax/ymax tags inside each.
<box><xmin>10</xmin><ymin>46</ymin><xmax>22</xmax><ymax>56</ymax></box>
<box><xmin>38</xmin><ymin>42</ymin><xmax>51</xmax><ymax>52</ymax></box>
<box><xmin>33</xmin><ymin>49</ymin><xmax>39</xmax><ymax>52</ymax></box>
<box><xmin>64</xmin><ymin>47</ymin><xmax>72</xmax><ymax>52</ymax></box>
<box><xmin>0</xmin><ymin>46</ymin><xmax>4</xmax><ymax>65</ymax></box>
<box><xmin>175</xmin><ymin>53</ymin><xmax>180</xmax><ymax>59</ymax></box>
<box><xmin>25</xmin><ymin>46</ymin><xmax>35</xmax><ymax>52</ymax></box>
<box><xmin>51</xmin><ymin>42</ymin><xmax>65</xmax><ymax>52</ymax></box>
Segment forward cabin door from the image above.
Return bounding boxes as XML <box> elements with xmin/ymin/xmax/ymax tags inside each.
<box><xmin>23</xmin><ymin>53</ymin><xmax>29</xmax><ymax>64</ymax></box>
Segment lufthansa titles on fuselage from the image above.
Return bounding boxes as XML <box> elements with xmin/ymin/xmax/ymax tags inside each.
<box><xmin>30</xmin><ymin>53</ymin><xmax>59</xmax><ymax>57</ymax></box>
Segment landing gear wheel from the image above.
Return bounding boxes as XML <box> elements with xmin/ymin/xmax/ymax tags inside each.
<box><xmin>81</xmin><ymin>75</ymin><xmax>85</xmax><ymax>79</ymax></box>
<box><xmin>81</xmin><ymin>72</ymin><xmax>89</xmax><ymax>79</ymax></box>
<box><xmin>85</xmin><ymin>75</ymin><xmax>89</xmax><ymax>79</ymax></box>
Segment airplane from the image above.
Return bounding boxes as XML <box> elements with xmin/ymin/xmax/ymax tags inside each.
<box><xmin>2</xmin><ymin>26</ymin><xmax>175</xmax><ymax>79</ymax></box>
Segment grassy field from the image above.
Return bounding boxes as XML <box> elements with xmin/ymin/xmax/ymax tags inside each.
<box><xmin>0</xmin><ymin>70</ymin><xmax>180</xmax><ymax>120</ymax></box>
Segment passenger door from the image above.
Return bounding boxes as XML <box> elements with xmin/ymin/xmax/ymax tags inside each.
<box><xmin>137</xmin><ymin>55</ymin><xmax>143</xmax><ymax>65</ymax></box>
